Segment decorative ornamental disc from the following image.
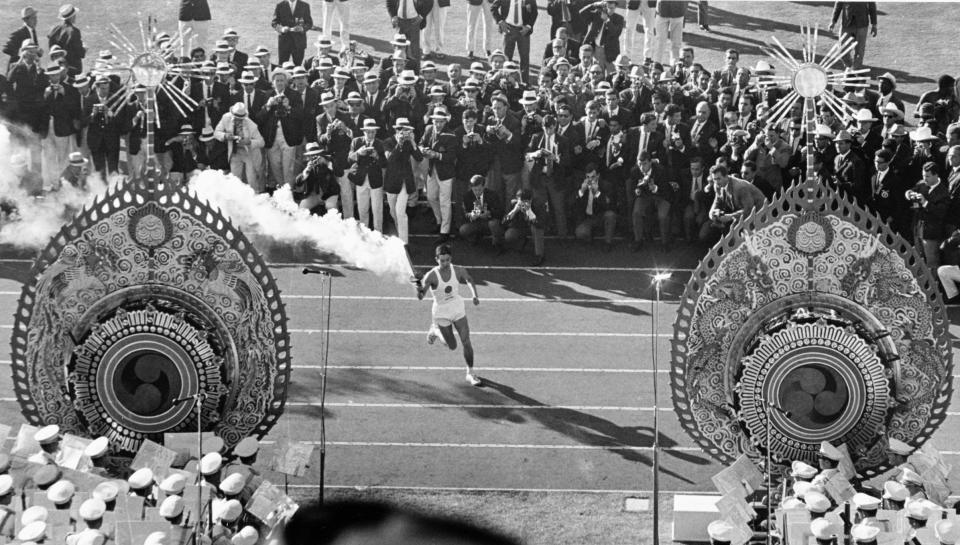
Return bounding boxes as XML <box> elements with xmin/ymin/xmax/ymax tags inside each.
<box><xmin>10</xmin><ymin>182</ymin><xmax>291</xmax><ymax>452</ymax></box>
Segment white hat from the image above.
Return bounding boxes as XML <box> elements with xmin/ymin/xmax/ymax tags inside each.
<box><xmin>0</xmin><ymin>474</ymin><xmax>12</xmax><ymax>496</ymax></box>
<box><xmin>200</xmin><ymin>452</ymin><xmax>223</xmax><ymax>475</ymax></box>
<box><xmin>781</xmin><ymin>497</ymin><xmax>805</xmax><ymax>509</ymax></box>
<box><xmin>852</xmin><ymin>492</ymin><xmax>881</xmax><ymax>511</ymax></box>
<box><xmin>18</xmin><ymin>521</ymin><xmax>46</xmax><ymax>542</ymax></box>
<box><xmin>882</xmin><ymin>481</ymin><xmax>909</xmax><ymax>501</ymax></box>
<box><xmin>805</xmin><ymin>491</ymin><xmax>831</xmax><ymax>514</ymax></box>
<box><xmin>791</xmin><ymin>461</ymin><xmax>818</xmax><ymax>480</ymax></box>
<box><xmin>75</xmin><ymin>530</ymin><xmax>106</xmax><ymax>545</ymax></box>
<box><xmin>92</xmin><ymin>481</ymin><xmax>119</xmax><ymax>502</ymax></box>
<box><xmin>232</xmin><ymin>526</ymin><xmax>259</xmax><ymax>545</ymax></box>
<box><xmin>128</xmin><ymin>467</ymin><xmax>154</xmax><ymax>490</ymax></box>
<box><xmin>707</xmin><ymin>520</ymin><xmax>735</xmax><ymax>542</ymax></box>
<box><xmin>887</xmin><ymin>438</ymin><xmax>913</xmax><ymax>456</ymax></box>
<box><xmin>899</xmin><ymin>466</ymin><xmax>923</xmax><ymax>486</ymax></box>
<box><xmin>84</xmin><ymin>437</ymin><xmax>109</xmax><ymax>459</ymax></box>
<box><xmin>810</xmin><ymin>518</ymin><xmax>839</xmax><ymax>539</ymax></box>
<box><xmin>143</xmin><ymin>532</ymin><xmax>167</xmax><ymax>545</ymax></box>
<box><xmin>238</xmin><ymin>71</ymin><xmax>258</xmax><ymax>84</ymax></box>
<box><xmin>159</xmin><ymin>495</ymin><xmax>184</xmax><ymax>519</ymax></box>
<box><xmin>906</xmin><ymin>498</ymin><xmax>934</xmax><ymax>520</ymax></box>
<box><xmin>159</xmin><ymin>473</ymin><xmax>187</xmax><ymax>495</ymax></box>
<box><xmin>35</xmin><ymin>424</ymin><xmax>61</xmax><ymax>445</ymax></box>
<box><xmin>850</xmin><ymin>524</ymin><xmax>881</xmax><ymax>543</ymax></box>
<box><xmin>47</xmin><ymin>479</ymin><xmax>76</xmax><ymax>505</ymax></box>
<box><xmin>814</xmin><ymin>124</ymin><xmax>835</xmax><ymax>139</ymax></box>
<box><xmin>79</xmin><ymin>498</ymin><xmax>106</xmax><ymax>521</ymax></box>
<box><xmin>819</xmin><ymin>442</ymin><xmax>842</xmax><ymax>461</ymax></box>
<box><xmin>936</xmin><ymin>520</ymin><xmax>960</xmax><ymax>545</ymax></box>
<box><xmin>793</xmin><ymin>480</ymin><xmax>821</xmax><ymax>499</ymax></box>
<box><xmin>397</xmin><ymin>70</ymin><xmax>418</xmax><ymax>85</ymax></box>
<box><xmin>219</xmin><ymin>472</ymin><xmax>245</xmax><ymax>496</ymax></box>
<box><xmin>21</xmin><ymin>505</ymin><xmax>49</xmax><ymax>525</ymax></box>
<box><xmin>215</xmin><ymin>498</ymin><xmax>243</xmax><ymax>523</ymax></box>
<box><xmin>878</xmin><ymin>72</ymin><xmax>896</xmax><ymax>86</ymax></box>
<box><xmin>230</xmin><ymin>102</ymin><xmax>248</xmax><ymax>118</ymax></box>
<box><xmin>855</xmin><ymin>108</ymin><xmax>878</xmax><ymax>123</ymax></box>
<box><xmin>518</xmin><ymin>90</ymin><xmax>539</xmax><ymax>105</ymax></box>
<box><xmin>881</xmin><ymin>102</ymin><xmax>904</xmax><ymax>120</ymax></box>
<box><xmin>910</xmin><ymin>125</ymin><xmax>938</xmax><ymax>142</ymax></box>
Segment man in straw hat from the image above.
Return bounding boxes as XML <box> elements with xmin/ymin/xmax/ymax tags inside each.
<box><xmin>293</xmin><ymin>142</ymin><xmax>340</xmax><ymax>214</ymax></box>
<box><xmin>421</xmin><ymin>106</ymin><xmax>458</xmax><ymax>243</ymax></box>
<box><xmin>3</xmin><ymin>6</ymin><xmax>40</xmax><ymax>69</ymax></box>
<box><xmin>313</xmin><ymin>90</ymin><xmax>357</xmax><ymax>218</ymax></box>
<box><xmin>215</xmin><ymin>102</ymin><xmax>265</xmax><ymax>189</ymax></box>
<box><xmin>383</xmin><ymin>117</ymin><xmax>423</xmax><ymax>244</ymax></box>
<box><xmin>47</xmin><ymin>4</ymin><xmax>85</xmax><ymax>75</ymax></box>
<box><xmin>83</xmin><ymin>74</ymin><xmax>126</xmax><ymax>177</ymax></box>
<box><xmin>41</xmin><ymin>62</ymin><xmax>80</xmax><ymax>188</ymax></box>
<box><xmin>59</xmin><ymin>151</ymin><xmax>89</xmax><ymax>191</ymax></box>
<box><xmin>262</xmin><ymin>69</ymin><xmax>305</xmax><ymax>192</ymax></box>
<box><xmin>348</xmin><ymin>118</ymin><xmax>387</xmax><ymax>232</ymax></box>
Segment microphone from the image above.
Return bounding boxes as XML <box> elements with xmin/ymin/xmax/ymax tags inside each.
<box><xmin>302</xmin><ymin>267</ymin><xmax>329</xmax><ymax>275</ymax></box>
<box><xmin>172</xmin><ymin>392</ymin><xmax>208</xmax><ymax>405</ymax></box>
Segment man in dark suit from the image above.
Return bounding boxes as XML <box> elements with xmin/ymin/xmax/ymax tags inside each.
<box><xmin>386</xmin><ymin>0</ymin><xmax>430</xmax><ymax>63</ymax></box>
<box><xmin>483</xmin><ymin>93</ymin><xmax>524</xmax><ymax>201</ymax></box>
<box><xmin>314</xmin><ymin>91</ymin><xmax>358</xmax><ymax>217</ymax></box>
<box><xmin>47</xmin><ymin>4</ymin><xmax>85</xmax><ymax>76</ymax></box>
<box><xmin>829</xmin><ymin>1</ymin><xmax>877</xmax><ymax>69</ymax></box>
<box><xmin>83</xmin><ymin>75</ymin><xmax>127</xmax><ymax>176</ymax></box>
<box><xmin>348</xmin><ymin>118</ymin><xmax>388</xmax><ymax>231</ymax></box>
<box><xmin>706</xmin><ymin>163</ymin><xmax>764</xmax><ymax>238</ymax></box>
<box><xmin>689</xmin><ymin>100</ymin><xmax>719</xmax><ymax>166</ymax></box>
<box><xmin>7</xmin><ymin>41</ymin><xmax>47</xmax><ymax>136</ymax></box>
<box><xmin>461</xmin><ymin>175</ymin><xmax>505</xmax><ymax>250</ymax></box>
<box><xmin>421</xmin><ymin>106</ymin><xmax>459</xmax><ymax>242</ymax></box>
<box><xmin>870</xmin><ymin>149</ymin><xmax>910</xmax><ymax>238</ymax></box>
<box><xmin>3</xmin><ymin>7</ymin><xmax>39</xmax><ymax>70</ymax></box>
<box><xmin>188</xmin><ymin>65</ymin><xmax>230</xmax><ymax>131</ymax></box>
<box><xmin>907</xmin><ymin>162</ymin><xmax>950</xmax><ymax>269</ymax></box>
<box><xmin>197</xmin><ymin>128</ymin><xmax>229</xmax><ymax>172</ymax></box>
<box><xmin>630</xmin><ymin>150</ymin><xmax>674</xmax><ymax>252</ymax></box>
<box><xmin>527</xmin><ymin>115</ymin><xmax>572</xmax><ymax>238</ymax></box>
<box><xmin>547</xmin><ymin>0</ymin><xmax>589</xmax><ymax>41</ymax></box>
<box><xmin>235</xmin><ymin>71</ymin><xmax>268</xmax><ymax>118</ymax></box>
<box><xmin>383</xmin><ymin>117</ymin><xmax>423</xmax><ymax>243</ymax></box>
<box><xmin>41</xmin><ymin>64</ymin><xmax>81</xmax><ymax>188</ymax></box>
<box><xmin>580</xmin><ymin>0</ymin><xmax>623</xmax><ymax>73</ymax></box>
<box><xmin>272</xmin><ymin>0</ymin><xmax>313</xmax><ymax>65</ymax></box>
<box><xmin>579</xmin><ymin>99</ymin><xmax>610</xmax><ymax>170</ymax></box>
<box><xmin>221</xmin><ymin>29</ymin><xmax>250</xmax><ymax>80</ymax></box>
<box><xmin>361</xmin><ymin>72</ymin><xmax>387</xmax><ymax>136</ymax></box>
<box><xmin>833</xmin><ymin>130</ymin><xmax>869</xmax><ymax>206</ymax></box>
<box><xmin>258</xmin><ymin>70</ymin><xmax>304</xmax><ymax>191</ymax></box>
<box><xmin>491</xmin><ymin>0</ymin><xmax>538</xmax><ymax>84</ymax></box>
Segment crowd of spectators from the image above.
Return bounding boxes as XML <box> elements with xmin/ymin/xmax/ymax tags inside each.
<box><xmin>2</xmin><ymin>1</ymin><xmax>960</xmax><ymax>281</ymax></box>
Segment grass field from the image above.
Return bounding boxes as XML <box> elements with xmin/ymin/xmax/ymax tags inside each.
<box><xmin>3</xmin><ymin>2</ymin><xmax>960</xmax><ymax>544</ymax></box>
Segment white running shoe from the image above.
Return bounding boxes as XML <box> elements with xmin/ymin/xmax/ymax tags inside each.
<box><xmin>466</xmin><ymin>373</ymin><xmax>482</xmax><ymax>386</ymax></box>
<box><xmin>427</xmin><ymin>326</ymin><xmax>439</xmax><ymax>345</ymax></box>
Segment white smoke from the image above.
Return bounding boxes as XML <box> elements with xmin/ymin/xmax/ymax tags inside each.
<box><xmin>189</xmin><ymin>169</ymin><xmax>414</xmax><ymax>283</ymax></box>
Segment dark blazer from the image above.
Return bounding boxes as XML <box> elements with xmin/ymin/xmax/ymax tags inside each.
<box><xmin>914</xmin><ymin>180</ymin><xmax>950</xmax><ymax>241</ymax></box>
<box><xmin>547</xmin><ymin>0</ymin><xmax>589</xmax><ymax>38</ymax></box>
<box><xmin>482</xmin><ymin>111</ymin><xmax>524</xmax><ymax>175</ymax></box>
<box><xmin>179</xmin><ymin>0</ymin><xmax>212</xmax><ymax>21</ymax></box>
<box><xmin>272</xmin><ymin>1</ymin><xmax>313</xmax><ymax>53</ymax></box>
<box><xmin>347</xmin><ymin>136</ymin><xmax>387</xmax><ymax>188</ymax></box>
<box><xmin>491</xmin><ymin>0</ymin><xmax>539</xmax><ymax>28</ymax></box>
<box><xmin>625</xmin><ymin>126</ymin><xmax>665</xmax><ymax>166</ymax></box>
<box><xmin>188</xmin><ymin>80</ymin><xmax>231</xmax><ymax>130</ymax></box>
<box><xmin>7</xmin><ymin>61</ymin><xmax>48</xmax><ymax>132</ymax></box>
<box><xmin>315</xmin><ymin>111</ymin><xmax>356</xmax><ymax>175</ymax></box>
<box><xmin>383</xmin><ymin>134</ymin><xmax>424</xmax><ymax>194</ymax></box>
<box><xmin>689</xmin><ymin>117</ymin><xmax>719</xmax><ymax>163</ymax></box>
<box><xmin>46</xmin><ymin>23</ymin><xmax>84</xmax><ymax>74</ymax></box>
<box><xmin>256</xmin><ymin>89</ymin><xmax>305</xmax><ymax>148</ymax></box>
<box><xmin>385</xmin><ymin>0</ymin><xmax>432</xmax><ymax>20</ymax></box>
<box><xmin>831</xmin><ymin>1</ymin><xmax>877</xmax><ymax>29</ymax></box>
<box><xmin>82</xmin><ymin>96</ymin><xmax>127</xmax><ymax>152</ymax></box>
<box><xmin>581</xmin><ymin>5</ymin><xmax>625</xmax><ymax>60</ymax></box>
<box><xmin>420</xmin><ymin>125</ymin><xmax>458</xmax><ymax>180</ymax></box>
<box><xmin>870</xmin><ymin>167</ymin><xmax>910</xmax><ymax>236</ymax></box>
<box><xmin>526</xmin><ymin>132</ymin><xmax>571</xmax><ymax>190</ymax></box>
<box><xmin>197</xmin><ymin>140</ymin><xmax>229</xmax><ymax>171</ymax></box>
<box><xmin>3</xmin><ymin>25</ymin><xmax>37</xmax><ymax>67</ymax></box>
<box><xmin>833</xmin><ymin>150</ymin><xmax>869</xmax><ymax>205</ymax></box>
<box><xmin>463</xmin><ymin>188</ymin><xmax>505</xmax><ymax>222</ymax></box>
<box><xmin>43</xmin><ymin>83</ymin><xmax>81</xmax><ymax>137</ymax></box>
<box><xmin>454</xmin><ymin>125</ymin><xmax>491</xmax><ymax>180</ymax></box>
<box><xmin>234</xmin><ymin>88</ymin><xmax>268</xmax><ymax>120</ymax></box>
<box><xmin>579</xmin><ymin>116</ymin><xmax>611</xmax><ymax>166</ymax></box>
<box><xmin>630</xmin><ymin>162</ymin><xmax>675</xmax><ymax>202</ymax></box>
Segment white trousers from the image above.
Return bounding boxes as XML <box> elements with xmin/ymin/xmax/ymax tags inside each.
<box><xmin>337</xmin><ymin>173</ymin><xmax>354</xmax><ymax>220</ymax></box>
<box><xmin>41</xmin><ymin>128</ymin><xmax>72</xmax><ymax>189</ymax></box>
<box><xmin>387</xmin><ymin>186</ymin><xmax>411</xmax><ymax>244</ymax></box>
<box><xmin>466</xmin><ymin>3</ymin><xmax>495</xmax><ymax>54</ymax></box>
<box><xmin>423</xmin><ymin>4</ymin><xmax>448</xmax><ymax>53</ymax></box>
<box><xmin>322</xmin><ymin>0</ymin><xmax>351</xmax><ymax>51</ymax></box>
<box><xmin>640</xmin><ymin>4</ymin><xmax>657</xmax><ymax>60</ymax></box>
<box><xmin>426</xmin><ymin>170</ymin><xmax>452</xmax><ymax>234</ymax></box>
<box><xmin>938</xmin><ymin>265</ymin><xmax>960</xmax><ymax>299</ymax></box>
<box><xmin>230</xmin><ymin>152</ymin><xmax>263</xmax><ymax>192</ymax></box>
<box><xmin>654</xmin><ymin>16</ymin><xmax>684</xmax><ymax>64</ymax></box>
<box><xmin>356</xmin><ymin>178</ymin><xmax>384</xmax><ymax>232</ymax></box>
<box><xmin>178</xmin><ymin>19</ymin><xmax>210</xmax><ymax>57</ymax></box>
<box><xmin>623</xmin><ymin>5</ymin><xmax>640</xmax><ymax>58</ymax></box>
<box><xmin>266</xmin><ymin>128</ymin><xmax>297</xmax><ymax>190</ymax></box>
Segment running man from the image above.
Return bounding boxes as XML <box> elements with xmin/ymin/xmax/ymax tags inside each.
<box><xmin>416</xmin><ymin>244</ymin><xmax>482</xmax><ymax>386</ymax></box>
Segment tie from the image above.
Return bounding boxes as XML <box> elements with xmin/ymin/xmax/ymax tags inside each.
<box><xmin>247</xmin><ymin>93</ymin><xmax>252</xmax><ymax>110</ymax></box>
<box><xmin>693</xmin><ymin>121</ymin><xmax>702</xmax><ymax>139</ymax></box>
<box><xmin>586</xmin><ymin>190</ymin><xmax>594</xmax><ymax>216</ymax></box>
<box><xmin>598</xmin><ymin>20</ymin><xmax>607</xmax><ymax>45</ymax></box>
<box><xmin>513</xmin><ymin>0</ymin><xmax>521</xmax><ymax>25</ymax></box>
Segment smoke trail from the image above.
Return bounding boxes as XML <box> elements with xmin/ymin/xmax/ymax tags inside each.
<box><xmin>189</xmin><ymin>169</ymin><xmax>414</xmax><ymax>283</ymax></box>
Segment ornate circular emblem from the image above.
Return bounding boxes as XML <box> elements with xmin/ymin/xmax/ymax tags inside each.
<box><xmin>672</xmin><ymin>182</ymin><xmax>952</xmax><ymax>478</ymax></box>
<box><xmin>792</xmin><ymin>64</ymin><xmax>828</xmax><ymax>98</ymax></box>
<box><xmin>11</xmin><ymin>184</ymin><xmax>291</xmax><ymax>452</ymax></box>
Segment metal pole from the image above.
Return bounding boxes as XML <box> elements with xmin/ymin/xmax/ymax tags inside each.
<box><xmin>766</xmin><ymin>402</ymin><xmax>773</xmax><ymax>545</ymax></box>
<box><xmin>651</xmin><ymin>273</ymin><xmax>669</xmax><ymax>545</ymax></box>
<box><xmin>196</xmin><ymin>393</ymin><xmax>204</xmax><ymax>545</ymax></box>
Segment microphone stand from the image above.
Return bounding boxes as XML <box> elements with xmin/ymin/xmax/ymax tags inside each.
<box><xmin>302</xmin><ymin>267</ymin><xmax>332</xmax><ymax>504</ymax></box>
<box><xmin>766</xmin><ymin>400</ymin><xmax>791</xmax><ymax>545</ymax></box>
<box><xmin>173</xmin><ymin>391</ymin><xmax>208</xmax><ymax>545</ymax></box>
<box><xmin>650</xmin><ymin>272</ymin><xmax>670</xmax><ymax>545</ymax></box>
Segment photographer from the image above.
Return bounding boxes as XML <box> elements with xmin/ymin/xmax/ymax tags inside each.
<box><xmin>383</xmin><ymin>118</ymin><xmax>424</xmax><ymax>245</ymax></box>
<box><xmin>314</xmin><ymin>91</ymin><xmax>358</xmax><ymax>218</ymax></box>
<box><xmin>420</xmin><ymin>107</ymin><xmax>459</xmax><ymax>243</ymax></box>
<box><xmin>460</xmin><ymin>175</ymin><xmax>505</xmax><ymax>253</ymax></box>
<box><xmin>164</xmin><ymin>125</ymin><xmax>200</xmax><ymax>185</ymax></box>
<box><xmin>705</xmin><ymin>163</ymin><xmax>765</xmax><ymax>241</ymax></box>
<box><xmin>41</xmin><ymin>64</ymin><xmax>80</xmax><ymax>190</ymax></box>
<box><xmin>293</xmin><ymin>142</ymin><xmax>340</xmax><ymax>215</ymax></box>
<box><xmin>503</xmin><ymin>188</ymin><xmax>547</xmax><ymax>266</ymax></box>
<box><xmin>579</xmin><ymin>0</ymin><xmax>624</xmax><ymax>73</ymax></box>
<box><xmin>348</xmin><ymin>119</ymin><xmax>388</xmax><ymax>232</ymax></box>
<box><xmin>629</xmin><ymin>150</ymin><xmax>674</xmax><ymax>252</ymax></box>
<box><xmin>573</xmin><ymin>163</ymin><xmax>618</xmax><ymax>251</ymax></box>
<box><xmin>82</xmin><ymin>74</ymin><xmax>127</xmax><ymax>177</ymax></box>
<box><xmin>906</xmin><ymin>161</ymin><xmax>950</xmax><ymax>270</ymax></box>
<box><xmin>527</xmin><ymin>114</ymin><xmax>571</xmax><ymax>238</ymax></box>
<box><xmin>454</xmin><ymin>109</ymin><xmax>491</xmax><ymax>185</ymax></box>
<box><xmin>259</xmin><ymin>69</ymin><xmax>305</xmax><ymax>192</ymax></box>
<box><xmin>482</xmin><ymin>94</ymin><xmax>523</xmax><ymax>200</ymax></box>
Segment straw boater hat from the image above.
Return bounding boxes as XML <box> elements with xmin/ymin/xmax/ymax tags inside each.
<box><xmin>518</xmin><ymin>90</ymin><xmax>538</xmax><ymax>105</ymax></box>
<box><xmin>254</xmin><ymin>45</ymin><xmax>270</xmax><ymax>57</ymax></box>
<box><xmin>303</xmin><ymin>142</ymin><xmax>325</xmax><ymax>157</ymax></box>
<box><xmin>390</xmin><ymin>34</ymin><xmax>410</xmax><ymax>47</ymax></box>
<box><xmin>199</xmin><ymin>128</ymin><xmax>216</xmax><ymax>142</ymax></box>
<box><xmin>19</xmin><ymin>38</ymin><xmax>38</xmax><ymax>53</ymax></box>
<box><xmin>215</xmin><ymin>62</ymin><xmax>233</xmax><ymax>76</ymax></box>
<box><xmin>58</xmin><ymin>4</ymin><xmax>78</xmax><ymax>19</ymax></box>
<box><xmin>360</xmin><ymin>118</ymin><xmax>379</xmax><ymax>132</ymax></box>
<box><xmin>394</xmin><ymin>117</ymin><xmax>413</xmax><ymax>130</ymax></box>
<box><xmin>421</xmin><ymin>60</ymin><xmax>437</xmax><ymax>72</ymax></box>
<box><xmin>318</xmin><ymin>92</ymin><xmax>336</xmax><ymax>106</ymax></box>
<box><xmin>503</xmin><ymin>61</ymin><xmax>520</xmax><ymax>73</ymax></box>
<box><xmin>68</xmin><ymin>152</ymin><xmax>89</xmax><ymax>167</ymax></box>
<box><xmin>238</xmin><ymin>71</ymin><xmax>257</xmax><ymax>84</ymax></box>
<box><xmin>362</xmin><ymin>72</ymin><xmax>379</xmax><ymax>85</ymax></box>
<box><xmin>397</xmin><ymin>70</ymin><xmax>418</xmax><ymax>85</ymax></box>
<box><xmin>332</xmin><ymin>67</ymin><xmax>351</xmax><ymax>80</ymax></box>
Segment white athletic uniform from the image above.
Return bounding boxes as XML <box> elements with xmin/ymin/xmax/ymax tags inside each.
<box><xmin>429</xmin><ymin>265</ymin><xmax>466</xmax><ymax>327</ymax></box>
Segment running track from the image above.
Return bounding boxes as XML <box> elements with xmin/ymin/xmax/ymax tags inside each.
<box><xmin>0</xmin><ymin>237</ymin><xmax>958</xmax><ymax>497</ymax></box>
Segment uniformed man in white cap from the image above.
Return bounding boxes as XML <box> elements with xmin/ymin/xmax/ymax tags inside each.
<box><xmin>78</xmin><ymin>498</ymin><xmax>106</xmax><ymax>530</ymax></box>
<box><xmin>231</xmin><ymin>437</ymin><xmax>260</xmax><ymax>466</ymax></box>
<box><xmin>805</xmin><ymin>491</ymin><xmax>833</xmax><ymax>519</ymax></box>
<box><xmin>899</xmin><ymin>466</ymin><xmax>927</xmax><ymax>500</ymax></box>
<box><xmin>47</xmin><ymin>479</ymin><xmax>76</xmax><ymax>510</ymax></box>
<box><xmin>936</xmin><ymin>519</ymin><xmax>960</xmax><ymax>545</ymax></box>
<box><xmin>219</xmin><ymin>472</ymin><xmax>246</xmax><ymax>500</ymax></box>
<box><xmin>811</xmin><ymin>517</ymin><xmax>841</xmax><ymax>545</ymax></box>
<box><xmin>159</xmin><ymin>495</ymin><xmax>185</xmax><ymax>525</ymax></box>
<box><xmin>905</xmin><ymin>498</ymin><xmax>935</xmax><ymax>532</ymax></box>
<box><xmin>791</xmin><ymin>460</ymin><xmax>818</xmax><ymax>483</ymax></box>
<box><xmin>813</xmin><ymin>441</ymin><xmax>844</xmax><ymax>487</ymax></box>
<box><xmin>852</xmin><ymin>492</ymin><xmax>882</xmax><ymax>527</ymax></box>
<box><xmin>128</xmin><ymin>467</ymin><xmax>157</xmax><ymax>506</ymax></box>
<box><xmin>200</xmin><ymin>452</ymin><xmax>224</xmax><ymax>487</ymax></box>
<box><xmin>882</xmin><ymin>481</ymin><xmax>909</xmax><ymax>511</ymax></box>
<box><xmin>850</xmin><ymin>523</ymin><xmax>880</xmax><ymax>545</ymax></box>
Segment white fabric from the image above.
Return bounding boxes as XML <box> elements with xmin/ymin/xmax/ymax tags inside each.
<box><xmin>178</xmin><ymin>19</ymin><xmax>209</xmax><ymax>58</ymax></box>
<box><xmin>426</xmin><ymin>172</ymin><xmax>453</xmax><ymax>234</ymax></box>
<box><xmin>429</xmin><ymin>265</ymin><xmax>466</xmax><ymax>326</ymax></box>
<box><xmin>938</xmin><ymin>265</ymin><xmax>960</xmax><ymax>299</ymax></box>
<box><xmin>266</xmin><ymin>127</ymin><xmax>297</xmax><ymax>192</ymax></box>
<box><xmin>466</xmin><ymin>3</ymin><xmax>494</xmax><ymax>53</ymax></box>
<box><xmin>322</xmin><ymin>0</ymin><xmax>351</xmax><ymax>50</ymax></box>
<box><xmin>386</xmin><ymin>185</ymin><xmax>410</xmax><ymax>243</ymax></box>
<box><xmin>640</xmin><ymin>3</ymin><xmax>656</xmax><ymax>60</ymax></box>
<box><xmin>41</xmin><ymin>123</ymin><xmax>72</xmax><ymax>189</ymax></box>
<box><xmin>423</xmin><ymin>2</ymin><xmax>447</xmax><ymax>53</ymax></box>
<box><xmin>337</xmin><ymin>173</ymin><xmax>354</xmax><ymax>220</ymax></box>
<box><xmin>356</xmin><ymin>179</ymin><xmax>384</xmax><ymax>232</ymax></box>
<box><xmin>654</xmin><ymin>15</ymin><xmax>683</xmax><ymax>64</ymax></box>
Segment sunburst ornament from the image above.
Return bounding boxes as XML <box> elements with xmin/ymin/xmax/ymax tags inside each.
<box><xmin>756</xmin><ymin>23</ymin><xmax>872</xmax><ymax>160</ymax></box>
<box><xmin>96</xmin><ymin>16</ymin><xmax>206</xmax><ymax>177</ymax></box>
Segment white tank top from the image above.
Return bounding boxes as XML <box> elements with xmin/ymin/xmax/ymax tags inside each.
<box><xmin>429</xmin><ymin>266</ymin><xmax>463</xmax><ymax>306</ymax></box>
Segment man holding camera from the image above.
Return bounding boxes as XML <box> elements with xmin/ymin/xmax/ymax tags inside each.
<box><xmin>503</xmin><ymin>188</ymin><xmax>547</xmax><ymax>265</ymax></box>
<box><xmin>272</xmin><ymin>0</ymin><xmax>314</xmax><ymax>65</ymax></box>
<box><xmin>421</xmin><ymin>106</ymin><xmax>458</xmax><ymax>243</ymax></box>
<box><xmin>907</xmin><ymin>161</ymin><xmax>950</xmax><ymax>270</ymax></box>
<box><xmin>483</xmin><ymin>94</ymin><xmax>523</xmax><ymax>200</ymax></box>
<box><xmin>188</xmin><ymin>63</ymin><xmax>229</xmax><ymax>132</ymax></box>
<box><xmin>384</xmin><ymin>118</ymin><xmax>424</xmax><ymax>245</ymax></box>
<box><xmin>574</xmin><ymin>163</ymin><xmax>618</xmax><ymax>251</ymax></box>
<box><xmin>82</xmin><ymin>75</ymin><xmax>127</xmax><ymax>177</ymax></box>
<box><xmin>259</xmin><ymin>69</ymin><xmax>305</xmax><ymax>192</ymax></box>
<box><xmin>314</xmin><ymin>91</ymin><xmax>358</xmax><ymax>218</ymax></box>
<box><xmin>461</xmin><ymin>175</ymin><xmax>505</xmax><ymax>252</ymax></box>
<box><xmin>214</xmin><ymin>102</ymin><xmax>266</xmax><ymax>189</ymax></box>
<box><xmin>580</xmin><ymin>0</ymin><xmax>624</xmax><ymax>74</ymax></box>
<box><xmin>41</xmin><ymin>63</ymin><xmax>80</xmax><ymax>190</ymax></box>
<box><xmin>527</xmin><ymin>114</ymin><xmax>572</xmax><ymax>238</ymax></box>
<box><xmin>629</xmin><ymin>150</ymin><xmax>674</xmax><ymax>252</ymax></box>
<box><xmin>293</xmin><ymin>142</ymin><xmax>340</xmax><ymax>214</ymax></box>
<box><xmin>705</xmin><ymin>164</ymin><xmax>765</xmax><ymax>241</ymax></box>
<box><xmin>347</xmin><ymin>119</ymin><xmax>387</xmax><ymax>231</ymax></box>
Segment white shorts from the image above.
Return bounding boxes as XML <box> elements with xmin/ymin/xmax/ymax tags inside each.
<box><xmin>432</xmin><ymin>299</ymin><xmax>466</xmax><ymax>327</ymax></box>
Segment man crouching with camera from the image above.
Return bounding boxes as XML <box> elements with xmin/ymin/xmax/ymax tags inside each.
<box><xmin>503</xmin><ymin>188</ymin><xmax>548</xmax><ymax>266</ymax></box>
